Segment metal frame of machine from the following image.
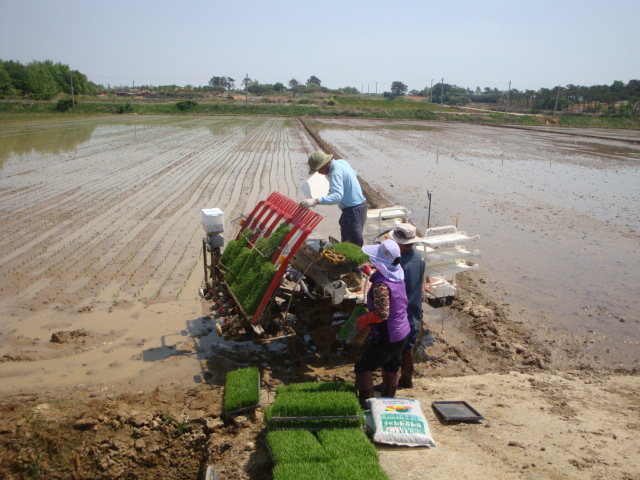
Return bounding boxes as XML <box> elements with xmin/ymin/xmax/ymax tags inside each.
<box><xmin>201</xmin><ymin>192</ymin><xmax>480</xmax><ymax>348</ymax></box>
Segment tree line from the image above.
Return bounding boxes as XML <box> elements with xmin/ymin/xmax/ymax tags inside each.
<box><xmin>0</xmin><ymin>59</ymin><xmax>96</xmax><ymax>100</ymax></box>
<box><xmin>415</xmin><ymin>80</ymin><xmax>640</xmax><ymax>115</ymax></box>
<box><xmin>1</xmin><ymin>59</ymin><xmax>638</xmax><ymax>116</ymax></box>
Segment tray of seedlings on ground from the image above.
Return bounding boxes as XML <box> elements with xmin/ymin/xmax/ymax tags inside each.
<box><xmin>265</xmin><ymin>381</ymin><xmax>363</xmax><ymax>431</ymax></box>
<box><xmin>223</xmin><ymin>366</ymin><xmax>261</xmax><ymax>418</ymax></box>
<box><xmin>267</xmin><ymin>427</ymin><xmax>388</xmax><ymax>480</ymax></box>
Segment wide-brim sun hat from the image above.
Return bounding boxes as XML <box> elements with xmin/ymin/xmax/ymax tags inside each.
<box><xmin>390</xmin><ymin>223</ymin><xmax>419</xmax><ymax>245</ymax></box>
<box><xmin>362</xmin><ymin>239</ymin><xmax>404</xmax><ymax>282</ymax></box>
<box><xmin>308</xmin><ymin>150</ymin><xmax>333</xmax><ymax>175</ymax></box>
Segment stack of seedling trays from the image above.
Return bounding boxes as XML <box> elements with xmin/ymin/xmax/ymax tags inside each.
<box><xmin>265</xmin><ymin>382</ymin><xmax>390</xmax><ymax>480</ymax></box>
<box><xmin>223</xmin><ymin>367</ymin><xmax>261</xmax><ymax>419</ymax></box>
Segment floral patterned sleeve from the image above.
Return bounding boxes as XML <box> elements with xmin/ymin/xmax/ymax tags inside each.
<box><xmin>372</xmin><ymin>282</ymin><xmax>391</xmax><ymax>320</ymax></box>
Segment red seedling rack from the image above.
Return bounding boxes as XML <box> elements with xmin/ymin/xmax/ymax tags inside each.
<box><xmin>234</xmin><ymin>192</ymin><xmax>323</xmax><ymax>325</ymax></box>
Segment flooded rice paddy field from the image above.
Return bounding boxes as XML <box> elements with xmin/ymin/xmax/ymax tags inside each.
<box><xmin>0</xmin><ymin>115</ymin><xmax>638</xmax><ymax>397</ymax></box>
<box><xmin>312</xmin><ymin>118</ymin><xmax>640</xmax><ymax>368</ymax></box>
<box><xmin>0</xmin><ymin>116</ymin><xmax>316</xmax><ymax>395</ymax></box>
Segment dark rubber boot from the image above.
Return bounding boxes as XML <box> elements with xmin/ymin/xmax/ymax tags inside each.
<box><xmin>355</xmin><ymin>371</ymin><xmax>375</xmax><ymax>409</ymax></box>
<box><xmin>398</xmin><ymin>349</ymin><xmax>414</xmax><ymax>389</ymax></box>
<box><xmin>381</xmin><ymin>370</ymin><xmax>399</xmax><ymax>398</ymax></box>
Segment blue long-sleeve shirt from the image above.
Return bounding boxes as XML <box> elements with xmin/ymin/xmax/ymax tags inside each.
<box><xmin>317</xmin><ymin>159</ymin><xmax>365</xmax><ymax>210</ymax></box>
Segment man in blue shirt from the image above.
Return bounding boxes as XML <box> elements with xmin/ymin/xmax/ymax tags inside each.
<box><xmin>300</xmin><ymin>150</ymin><xmax>368</xmax><ymax>246</ymax></box>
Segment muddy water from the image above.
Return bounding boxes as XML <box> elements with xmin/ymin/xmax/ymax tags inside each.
<box><xmin>0</xmin><ymin>116</ymin><xmax>318</xmax><ymax>396</ymax></box>
<box><xmin>314</xmin><ymin>119</ymin><xmax>640</xmax><ymax>368</ymax></box>
<box><xmin>1</xmin><ymin>116</ymin><xmax>638</xmax><ymax>398</ymax></box>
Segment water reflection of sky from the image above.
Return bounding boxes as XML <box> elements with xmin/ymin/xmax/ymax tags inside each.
<box><xmin>0</xmin><ymin>116</ymin><xmax>246</xmax><ymax>170</ymax></box>
<box><xmin>319</xmin><ymin>121</ymin><xmax>640</xmax><ymax>365</ymax></box>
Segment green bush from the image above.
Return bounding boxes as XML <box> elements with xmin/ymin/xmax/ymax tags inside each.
<box><xmin>115</xmin><ymin>103</ymin><xmax>133</xmax><ymax>114</ymax></box>
<box><xmin>54</xmin><ymin>98</ymin><xmax>74</xmax><ymax>112</ymax></box>
<box><xmin>176</xmin><ymin>100</ymin><xmax>198</xmax><ymax>111</ymax></box>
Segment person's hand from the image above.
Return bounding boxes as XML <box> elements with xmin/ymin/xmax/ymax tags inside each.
<box><xmin>300</xmin><ymin>198</ymin><xmax>316</xmax><ymax>209</ymax></box>
<box><xmin>357</xmin><ymin>311</ymin><xmax>383</xmax><ymax>330</ymax></box>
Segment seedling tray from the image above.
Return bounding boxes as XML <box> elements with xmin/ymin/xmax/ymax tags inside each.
<box><xmin>223</xmin><ymin>370</ymin><xmax>261</xmax><ymax>418</ymax></box>
<box><xmin>432</xmin><ymin>401</ymin><xmax>483</xmax><ymax>422</ymax></box>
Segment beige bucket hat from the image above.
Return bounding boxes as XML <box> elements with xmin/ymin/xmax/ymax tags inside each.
<box><xmin>308</xmin><ymin>150</ymin><xmax>333</xmax><ymax>174</ymax></box>
<box><xmin>390</xmin><ymin>223</ymin><xmax>420</xmax><ymax>245</ymax></box>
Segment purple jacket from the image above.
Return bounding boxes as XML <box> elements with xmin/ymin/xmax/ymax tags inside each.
<box><xmin>367</xmin><ymin>271</ymin><xmax>410</xmax><ymax>343</ymax></box>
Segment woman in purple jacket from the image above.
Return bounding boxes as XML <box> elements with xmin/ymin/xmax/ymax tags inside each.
<box><xmin>354</xmin><ymin>239</ymin><xmax>410</xmax><ymax>408</ymax></box>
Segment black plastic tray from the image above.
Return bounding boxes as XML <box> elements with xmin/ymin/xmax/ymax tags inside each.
<box><xmin>432</xmin><ymin>401</ymin><xmax>483</xmax><ymax>422</ymax></box>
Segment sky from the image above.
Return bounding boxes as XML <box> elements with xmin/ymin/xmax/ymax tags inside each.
<box><xmin>1</xmin><ymin>0</ymin><xmax>638</xmax><ymax>93</ymax></box>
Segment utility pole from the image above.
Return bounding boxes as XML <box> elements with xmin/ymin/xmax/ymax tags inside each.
<box><xmin>505</xmin><ymin>80</ymin><xmax>511</xmax><ymax>113</ymax></box>
<box><xmin>70</xmin><ymin>72</ymin><xmax>75</xmax><ymax>107</ymax></box>
<box><xmin>245</xmin><ymin>73</ymin><xmax>248</xmax><ymax>106</ymax></box>
<box><xmin>132</xmin><ymin>81</ymin><xmax>135</xmax><ymax>103</ymax></box>
<box><xmin>440</xmin><ymin>78</ymin><xmax>444</xmax><ymax>114</ymax></box>
<box><xmin>430</xmin><ymin>79</ymin><xmax>433</xmax><ymax>103</ymax></box>
<box><xmin>553</xmin><ymin>85</ymin><xmax>561</xmax><ymax>117</ymax></box>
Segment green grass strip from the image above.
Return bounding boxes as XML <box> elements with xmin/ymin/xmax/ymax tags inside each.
<box><xmin>317</xmin><ymin>429</ymin><xmax>378</xmax><ymax>460</ymax></box>
<box><xmin>272</xmin><ymin>462</ymin><xmax>331</xmax><ymax>480</ymax></box>
<box><xmin>224</xmin><ymin>367</ymin><xmax>260</xmax><ymax>413</ymax></box>
<box><xmin>267</xmin><ymin>430</ymin><xmax>330</xmax><ymax>464</ymax></box>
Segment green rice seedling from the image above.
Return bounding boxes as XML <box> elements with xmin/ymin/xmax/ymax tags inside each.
<box><xmin>270</xmin><ymin>391</ymin><xmax>360</xmax><ymax>417</ymax></box>
<box><xmin>219</xmin><ymin>228</ymin><xmax>254</xmax><ymax>271</ymax></box>
<box><xmin>328</xmin><ymin>457</ymin><xmax>390</xmax><ymax>480</ymax></box>
<box><xmin>328</xmin><ymin>242</ymin><xmax>370</xmax><ymax>265</ymax></box>
<box><xmin>224</xmin><ymin>367</ymin><xmax>260</xmax><ymax>413</ymax></box>
<box><xmin>241</xmin><ymin>262</ymin><xmax>277</xmax><ymax>315</ymax></box>
<box><xmin>250</xmin><ymin>224</ymin><xmax>291</xmax><ymax>261</ymax></box>
<box><xmin>275</xmin><ymin>382</ymin><xmax>355</xmax><ymax>394</ymax></box>
<box><xmin>237</xmin><ymin>228</ymin><xmax>255</xmax><ymax>247</ymax></box>
<box><xmin>267</xmin><ymin>430</ymin><xmax>329</xmax><ymax>464</ymax></box>
<box><xmin>317</xmin><ymin>429</ymin><xmax>378</xmax><ymax>460</ymax></box>
<box><xmin>265</xmin><ymin>391</ymin><xmax>363</xmax><ymax>430</ymax></box>
<box><xmin>219</xmin><ymin>239</ymin><xmax>243</xmax><ymax>272</ymax></box>
<box><xmin>338</xmin><ymin>305</ymin><xmax>369</xmax><ymax>341</ymax></box>
<box><xmin>272</xmin><ymin>462</ymin><xmax>331</xmax><ymax>480</ymax></box>
<box><xmin>225</xmin><ymin>247</ymin><xmax>251</xmax><ymax>285</ymax></box>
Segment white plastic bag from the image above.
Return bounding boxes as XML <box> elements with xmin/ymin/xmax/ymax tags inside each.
<box><xmin>367</xmin><ymin>397</ymin><xmax>436</xmax><ymax>448</ymax></box>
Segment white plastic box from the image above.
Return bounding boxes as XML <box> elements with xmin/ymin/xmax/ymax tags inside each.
<box><xmin>201</xmin><ymin>208</ymin><xmax>225</xmax><ymax>234</ymax></box>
